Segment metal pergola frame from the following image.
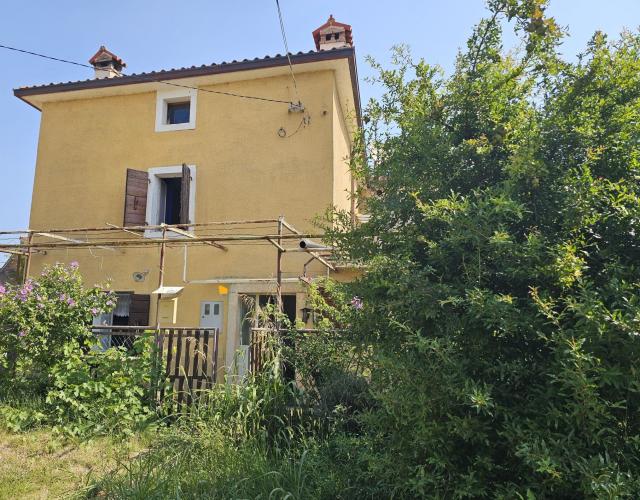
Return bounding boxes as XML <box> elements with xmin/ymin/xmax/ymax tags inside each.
<box><xmin>0</xmin><ymin>217</ymin><xmax>335</xmax><ymax>326</ymax></box>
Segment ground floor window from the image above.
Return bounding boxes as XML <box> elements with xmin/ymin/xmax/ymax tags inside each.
<box><xmin>92</xmin><ymin>292</ymin><xmax>150</xmax><ymax>350</ymax></box>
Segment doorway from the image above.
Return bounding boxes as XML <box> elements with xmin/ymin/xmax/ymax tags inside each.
<box><xmin>237</xmin><ymin>294</ymin><xmax>296</xmax><ymax>380</ymax></box>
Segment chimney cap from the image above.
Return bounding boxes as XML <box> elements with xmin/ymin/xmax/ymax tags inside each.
<box><xmin>312</xmin><ymin>15</ymin><xmax>353</xmax><ymax>51</ymax></box>
<box><xmin>89</xmin><ymin>45</ymin><xmax>126</xmax><ymax>70</ymax></box>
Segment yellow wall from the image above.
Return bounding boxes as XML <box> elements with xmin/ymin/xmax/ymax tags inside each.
<box><xmin>27</xmin><ymin>67</ymin><xmax>355</xmax><ymax>369</ymax></box>
<box><xmin>332</xmin><ymin>81</ymin><xmax>354</xmax><ymax>214</ymax></box>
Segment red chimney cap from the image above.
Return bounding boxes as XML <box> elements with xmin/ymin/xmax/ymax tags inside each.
<box><xmin>89</xmin><ymin>45</ymin><xmax>126</xmax><ymax>68</ymax></box>
<box><xmin>312</xmin><ymin>15</ymin><xmax>353</xmax><ymax>50</ymax></box>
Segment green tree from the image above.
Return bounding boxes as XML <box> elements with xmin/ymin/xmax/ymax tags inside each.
<box><xmin>319</xmin><ymin>0</ymin><xmax>640</xmax><ymax>496</ymax></box>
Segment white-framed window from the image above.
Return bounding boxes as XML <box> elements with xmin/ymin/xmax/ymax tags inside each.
<box><xmin>145</xmin><ymin>164</ymin><xmax>196</xmax><ymax>238</ymax></box>
<box><xmin>155</xmin><ymin>88</ymin><xmax>197</xmax><ymax>132</ymax></box>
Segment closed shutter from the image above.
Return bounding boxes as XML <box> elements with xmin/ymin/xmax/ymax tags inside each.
<box><xmin>124</xmin><ymin>169</ymin><xmax>148</xmax><ymax>227</ymax></box>
<box><xmin>180</xmin><ymin>163</ymin><xmax>191</xmax><ymax>226</ymax></box>
<box><xmin>128</xmin><ymin>294</ymin><xmax>150</xmax><ymax>326</ymax></box>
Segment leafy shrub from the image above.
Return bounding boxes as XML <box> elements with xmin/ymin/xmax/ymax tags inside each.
<box><xmin>0</xmin><ymin>393</ymin><xmax>47</xmax><ymax>433</ymax></box>
<box><xmin>45</xmin><ymin>336</ymin><xmax>160</xmax><ymax>438</ymax></box>
<box><xmin>0</xmin><ymin>262</ymin><xmax>114</xmax><ymax>389</ymax></box>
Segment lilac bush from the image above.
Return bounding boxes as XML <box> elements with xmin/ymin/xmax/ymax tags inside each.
<box><xmin>0</xmin><ymin>262</ymin><xmax>114</xmax><ymax>387</ymax></box>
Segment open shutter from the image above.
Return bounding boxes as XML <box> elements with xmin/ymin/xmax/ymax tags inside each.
<box><xmin>180</xmin><ymin>163</ymin><xmax>191</xmax><ymax>226</ymax></box>
<box><xmin>124</xmin><ymin>169</ymin><xmax>148</xmax><ymax>227</ymax></box>
<box><xmin>128</xmin><ymin>294</ymin><xmax>150</xmax><ymax>326</ymax></box>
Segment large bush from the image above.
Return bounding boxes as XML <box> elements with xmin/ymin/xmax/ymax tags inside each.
<box><xmin>0</xmin><ymin>262</ymin><xmax>114</xmax><ymax>389</ymax></box>
<box><xmin>317</xmin><ymin>0</ymin><xmax>640</xmax><ymax>497</ymax></box>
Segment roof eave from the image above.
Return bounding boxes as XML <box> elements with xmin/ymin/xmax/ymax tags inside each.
<box><xmin>13</xmin><ymin>46</ymin><xmax>362</xmax><ymax>126</ymax></box>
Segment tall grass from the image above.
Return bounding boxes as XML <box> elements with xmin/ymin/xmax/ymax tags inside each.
<box><xmin>83</xmin><ymin>343</ymin><xmax>354</xmax><ymax>499</ymax></box>
<box><xmin>84</xmin><ymin>426</ymin><xmax>349</xmax><ymax>499</ymax></box>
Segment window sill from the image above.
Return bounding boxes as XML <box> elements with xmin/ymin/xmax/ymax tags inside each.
<box><xmin>155</xmin><ymin>122</ymin><xmax>196</xmax><ymax>133</ymax></box>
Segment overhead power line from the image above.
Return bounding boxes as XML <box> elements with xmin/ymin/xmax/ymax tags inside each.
<box><xmin>0</xmin><ymin>44</ymin><xmax>94</xmax><ymax>69</ymax></box>
<box><xmin>274</xmin><ymin>0</ymin><xmax>299</xmax><ymax>98</ymax></box>
<box><xmin>0</xmin><ymin>43</ymin><xmax>293</xmax><ymax>105</ymax></box>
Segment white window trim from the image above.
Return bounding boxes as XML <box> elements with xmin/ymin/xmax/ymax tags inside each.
<box><xmin>144</xmin><ymin>165</ymin><xmax>196</xmax><ymax>238</ymax></box>
<box><xmin>155</xmin><ymin>88</ymin><xmax>197</xmax><ymax>132</ymax></box>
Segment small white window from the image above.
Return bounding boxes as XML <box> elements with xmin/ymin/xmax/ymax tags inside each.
<box><xmin>145</xmin><ymin>164</ymin><xmax>196</xmax><ymax>238</ymax></box>
<box><xmin>155</xmin><ymin>88</ymin><xmax>197</xmax><ymax>132</ymax></box>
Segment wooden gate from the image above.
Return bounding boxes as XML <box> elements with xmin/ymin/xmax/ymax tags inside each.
<box><xmin>161</xmin><ymin>328</ymin><xmax>219</xmax><ymax>407</ymax></box>
<box><xmin>91</xmin><ymin>326</ymin><xmax>220</xmax><ymax>408</ymax></box>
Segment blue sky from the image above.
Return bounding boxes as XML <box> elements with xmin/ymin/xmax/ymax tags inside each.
<box><xmin>1</xmin><ymin>0</ymin><xmax>639</xmax><ymax>247</ymax></box>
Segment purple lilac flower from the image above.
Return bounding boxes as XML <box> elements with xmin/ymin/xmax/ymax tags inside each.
<box><xmin>67</xmin><ymin>297</ymin><xmax>76</xmax><ymax>307</ymax></box>
<box><xmin>18</xmin><ymin>330</ymin><xmax>26</xmax><ymax>338</ymax></box>
<box><xmin>91</xmin><ymin>307</ymin><xmax>99</xmax><ymax>315</ymax></box>
<box><xmin>0</xmin><ymin>285</ymin><xmax>5</xmax><ymax>296</ymax></box>
<box><xmin>69</xmin><ymin>261</ymin><xmax>79</xmax><ymax>269</ymax></box>
<box><xmin>350</xmin><ymin>296</ymin><xmax>364</xmax><ymax>310</ymax></box>
<box><xmin>59</xmin><ymin>293</ymin><xmax>67</xmax><ymax>301</ymax></box>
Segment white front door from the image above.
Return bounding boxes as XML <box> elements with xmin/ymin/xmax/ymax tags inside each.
<box><xmin>200</xmin><ymin>301</ymin><xmax>223</xmax><ymax>330</ymax></box>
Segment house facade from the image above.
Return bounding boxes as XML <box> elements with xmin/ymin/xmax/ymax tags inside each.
<box><xmin>13</xmin><ymin>17</ymin><xmax>361</xmax><ymax>374</ymax></box>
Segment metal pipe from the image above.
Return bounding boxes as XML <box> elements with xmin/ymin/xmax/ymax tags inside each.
<box><xmin>282</xmin><ymin>247</ymin><xmax>334</xmax><ymax>253</ymax></box>
<box><xmin>0</xmin><ymin>218</ymin><xmax>282</xmax><ymax>236</ymax></box>
<box><xmin>0</xmin><ymin>232</ymin><xmax>324</xmax><ymax>251</ymax></box>
<box><xmin>277</xmin><ymin>216</ymin><xmax>283</xmax><ymax>314</ymax></box>
<box><xmin>188</xmin><ymin>277</ymin><xmax>301</xmax><ymax>284</ymax></box>
<box><xmin>154</xmin><ymin>225</ymin><xmax>167</xmax><ymax>328</ymax></box>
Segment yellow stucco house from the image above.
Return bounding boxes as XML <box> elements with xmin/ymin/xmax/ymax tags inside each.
<box><xmin>12</xmin><ymin>16</ymin><xmax>361</xmax><ymax>375</ymax></box>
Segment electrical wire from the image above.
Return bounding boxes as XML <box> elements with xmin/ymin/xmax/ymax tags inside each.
<box><xmin>0</xmin><ymin>44</ymin><xmax>94</xmax><ymax>69</ymax></box>
<box><xmin>0</xmin><ymin>43</ymin><xmax>293</xmax><ymax>105</ymax></box>
<box><xmin>274</xmin><ymin>0</ymin><xmax>299</xmax><ymax>100</ymax></box>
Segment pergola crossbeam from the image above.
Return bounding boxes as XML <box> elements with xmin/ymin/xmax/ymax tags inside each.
<box><xmin>165</xmin><ymin>226</ymin><xmax>228</xmax><ymax>251</ymax></box>
<box><xmin>35</xmin><ymin>232</ymin><xmax>120</xmax><ymax>253</ymax></box>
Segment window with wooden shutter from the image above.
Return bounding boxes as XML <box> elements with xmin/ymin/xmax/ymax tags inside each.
<box><xmin>124</xmin><ymin>169</ymin><xmax>148</xmax><ymax>227</ymax></box>
<box><xmin>180</xmin><ymin>163</ymin><xmax>191</xmax><ymax>226</ymax></box>
<box><xmin>128</xmin><ymin>294</ymin><xmax>151</xmax><ymax>326</ymax></box>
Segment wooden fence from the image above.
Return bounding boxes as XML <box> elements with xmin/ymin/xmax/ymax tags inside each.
<box><xmin>91</xmin><ymin>326</ymin><xmax>220</xmax><ymax>409</ymax></box>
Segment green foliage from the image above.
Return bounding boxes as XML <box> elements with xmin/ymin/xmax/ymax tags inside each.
<box><xmin>0</xmin><ymin>393</ymin><xmax>46</xmax><ymax>433</ymax></box>
<box><xmin>45</xmin><ymin>336</ymin><xmax>160</xmax><ymax>438</ymax></box>
<box><xmin>313</xmin><ymin>2</ymin><xmax>640</xmax><ymax>497</ymax></box>
<box><xmin>0</xmin><ymin>262</ymin><xmax>114</xmax><ymax>389</ymax></box>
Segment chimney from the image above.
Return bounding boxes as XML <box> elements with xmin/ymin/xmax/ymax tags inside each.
<box><xmin>89</xmin><ymin>45</ymin><xmax>126</xmax><ymax>79</ymax></box>
<box><xmin>312</xmin><ymin>15</ymin><xmax>353</xmax><ymax>51</ymax></box>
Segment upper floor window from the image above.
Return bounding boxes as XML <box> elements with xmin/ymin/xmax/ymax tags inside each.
<box><xmin>123</xmin><ymin>164</ymin><xmax>196</xmax><ymax>238</ymax></box>
<box><xmin>155</xmin><ymin>88</ymin><xmax>197</xmax><ymax>132</ymax></box>
<box><xmin>166</xmin><ymin>101</ymin><xmax>190</xmax><ymax>125</ymax></box>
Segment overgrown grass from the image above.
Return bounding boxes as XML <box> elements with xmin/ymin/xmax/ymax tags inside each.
<box><xmin>81</xmin><ymin>350</ymin><xmax>359</xmax><ymax>499</ymax></box>
<box><xmin>0</xmin><ymin>428</ymin><xmax>146</xmax><ymax>500</ymax></box>
<box><xmin>84</xmin><ymin>425</ymin><xmax>351</xmax><ymax>499</ymax></box>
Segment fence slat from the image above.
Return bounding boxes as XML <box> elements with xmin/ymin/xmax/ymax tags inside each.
<box><xmin>202</xmin><ymin>329</ymin><xmax>211</xmax><ymax>389</ymax></box>
<box><xmin>212</xmin><ymin>329</ymin><xmax>219</xmax><ymax>384</ymax></box>
<box><xmin>182</xmin><ymin>330</ymin><xmax>193</xmax><ymax>406</ymax></box>
<box><xmin>192</xmin><ymin>329</ymin><xmax>202</xmax><ymax>399</ymax></box>
<box><xmin>161</xmin><ymin>329</ymin><xmax>174</xmax><ymax>402</ymax></box>
<box><xmin>174</xmin><ymin>330</ymin><xmax>185</xmax><ymax>410</ymax></box>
